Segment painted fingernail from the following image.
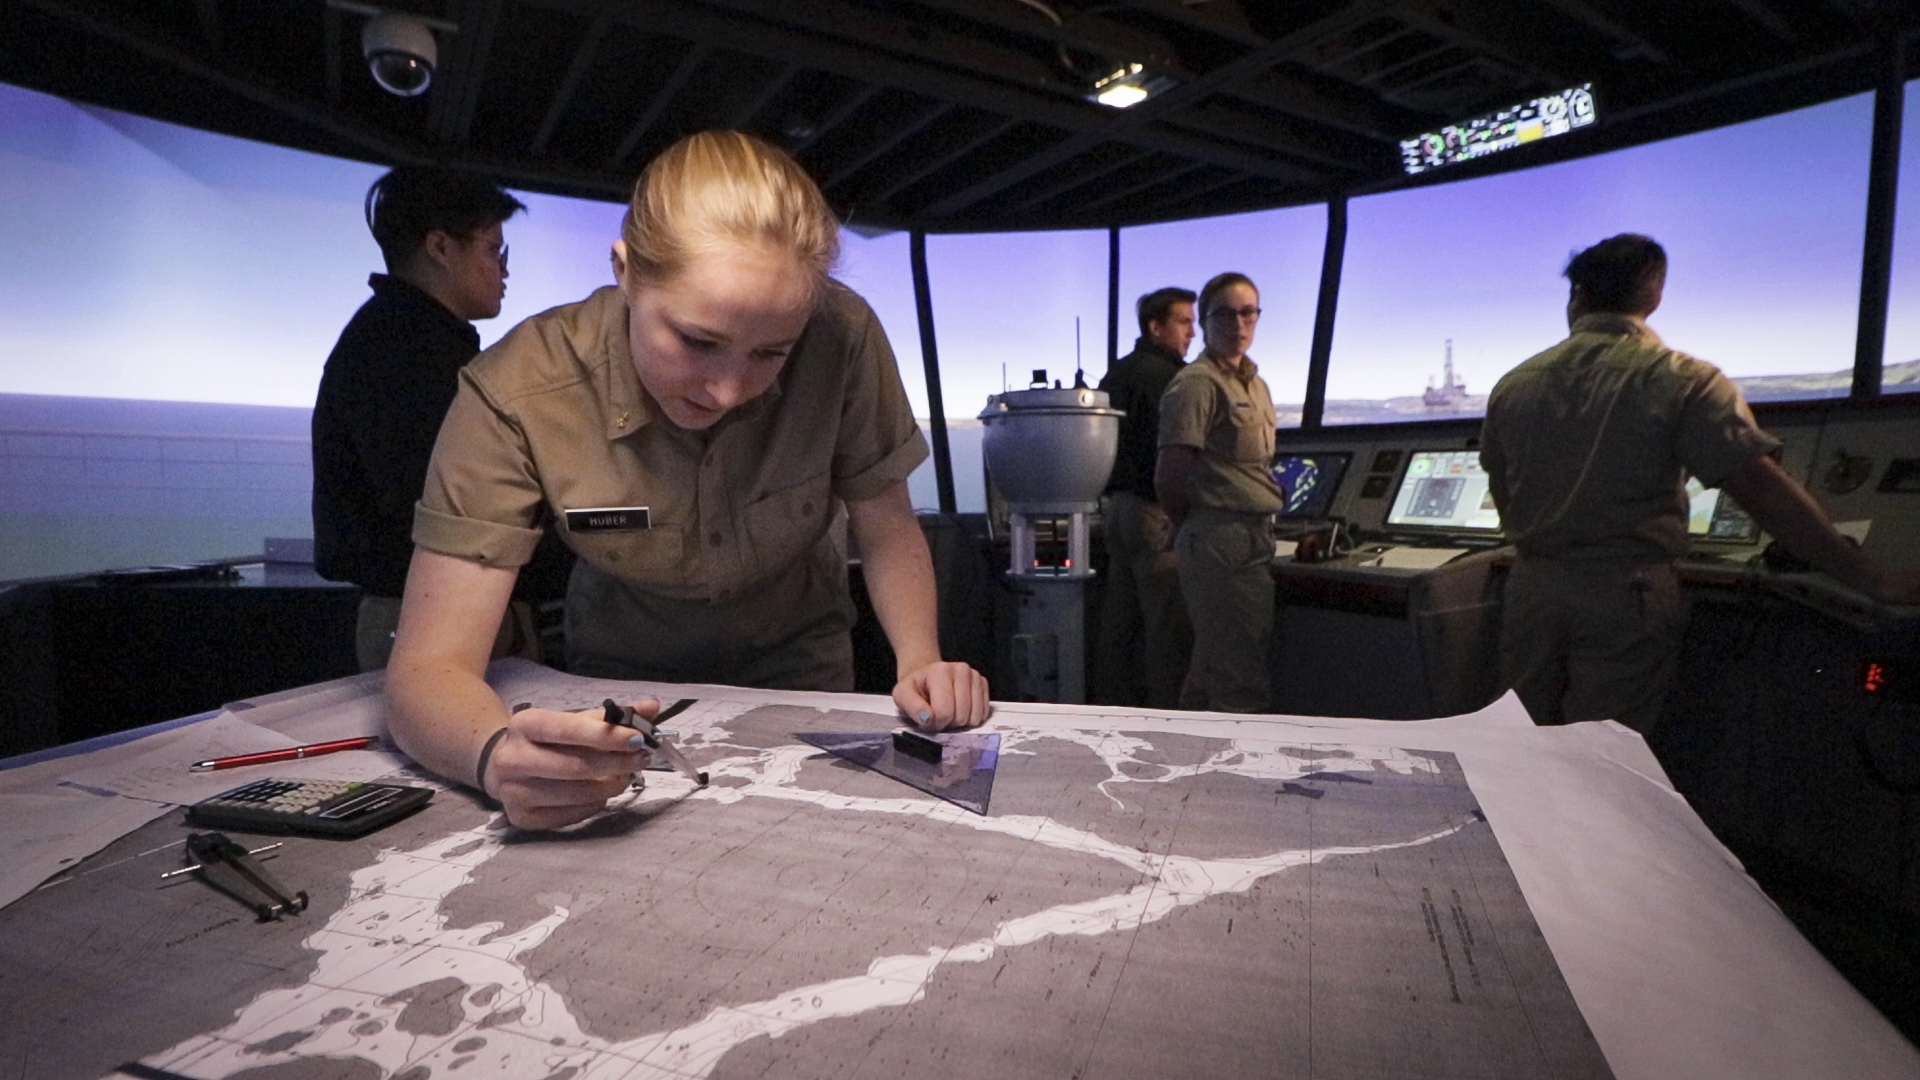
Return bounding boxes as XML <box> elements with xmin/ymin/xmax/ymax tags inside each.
<box><xmin>627</xmin><ymin>734</ymin><xmax>649</xmax><ymax>750</ymax></box>
<box><xmin>917</xmin><ymin>710</ymin><xmax>931</xmax><ymax>724</ymax></box>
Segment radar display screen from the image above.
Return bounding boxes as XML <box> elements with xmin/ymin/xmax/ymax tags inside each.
<box><xmin>1401</xmin><ymin>85</ymin><xmax>1597</xmax><ymax>175</ymax></box>
<box><xmin>1271</xmin><ymin>452</ymin><xmax>1352</xmax><ymax>520</ymax></box>
<box><xmin>1385</xmin><ymin>450</ymin><xmax>1503</xmax><ymax>533</ymax></box>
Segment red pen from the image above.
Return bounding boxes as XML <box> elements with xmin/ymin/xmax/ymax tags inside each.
<box><xmin>189</xmin><ymin>736</ymin><xmax>379</xmax><ymax>772</ymax></box>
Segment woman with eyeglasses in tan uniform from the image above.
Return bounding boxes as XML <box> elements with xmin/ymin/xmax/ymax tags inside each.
<box><xmin>385</xmin><ymin>131</ymin><xmax>990</xmax><ymax>830</ymax></box>
<box><xmin>1153</xmin><ymin>272</ymin><xmax>1286</xmax><ymax>713</ymax></box>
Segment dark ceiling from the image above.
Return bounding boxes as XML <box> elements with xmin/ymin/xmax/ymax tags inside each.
<box><xmin>4</xmin><ymin>0</ymin><xmax>1917</xmax><ymax>231</ymax></box>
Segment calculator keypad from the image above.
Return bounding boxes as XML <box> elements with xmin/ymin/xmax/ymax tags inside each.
<box><xmin>204</xmin><ymin>778</ymin><xmax>363</xmax><ymax>816</ymax></box>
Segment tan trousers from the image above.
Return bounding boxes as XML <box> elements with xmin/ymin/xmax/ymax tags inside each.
<box><xmin>1175</xmin><ymin>508</ymin><xmax>1276</xmax><ymax>713</ymax></box>
<box><xmin>1095</xmin><ymin>492</ymin><xmax>1195</xmax><ymax>709</ymax></box>
<box><xmin>355</xmin><ymin>595</ymin><xmax>541</xmax><ymax>673</ymax></box>
<box><xmin>1499</xmin><ymin>557</ymin><xmax>1687</xmax><ymax>732</ymax></box>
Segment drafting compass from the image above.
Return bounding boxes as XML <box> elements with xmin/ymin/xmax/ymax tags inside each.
<box><xmin>603</xmin><ymin>699</ymin><xmax>709</xmax><ymax>787</ymax></box>
<box><xmin>162</xmin><ymin>832</ymin><xmax>308</xmax><ymax>921</ymax></box>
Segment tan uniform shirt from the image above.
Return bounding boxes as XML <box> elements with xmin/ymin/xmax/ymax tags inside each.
<box><xmin>1479</xmin><ymin>313</ymin><xmax>1779</xmax><ymax>563</ymax></box>
<box><xmin>1158</xmin><ymin>351</ymin><xmax>1284</xmax><ymax>514</ymax></box>
<box><xmin>413</xmin><ymin>282</ymin><xmax>928</xmax><ymax>682</ymax></box>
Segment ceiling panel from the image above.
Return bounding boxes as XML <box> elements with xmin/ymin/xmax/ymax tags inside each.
<box><xmin>1</xmin><ymin>0</ymin><xmax>1912</xmax><ymax>229</ymax></box>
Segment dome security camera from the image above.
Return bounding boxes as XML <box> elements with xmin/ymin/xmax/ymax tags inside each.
<box><xmin>361</xmin><ymin>12</ymin><xmax>437</xmax><ymax>97</ymax></box>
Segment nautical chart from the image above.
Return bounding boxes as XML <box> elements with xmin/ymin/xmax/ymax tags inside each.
<box><xmin>0</xmin><ymin>677</ymin><xmax>1614</xmax><ymax>1080</ymax></box>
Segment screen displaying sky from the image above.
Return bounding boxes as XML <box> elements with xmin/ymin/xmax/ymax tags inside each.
<box><xmin>3</xmin><ymin>77</ymin><xmax>1911</xmax><ymax>419</ymax></box>
<box><xmin>923</xmin><ymin>229</ymin><xmax>1112</xmax><ymax>417</ymax></box>
<box><xmin>1118</xmin><ymin>204</ymin><xmax>1326</xmax><ymax>423</ymax></box>
<box><xmin>1330</xmin><ymin>91</ymin><xmax>1876</xmax><ymax>421</ymax></box>
<box><xmin>0</xmin><ymin>81</ymin><xmax>630</xmax><ymax>406</ymax></box>
<box><xmin>833</xmin><ymin>229</ymin><xmax>928</xmax><ymax>416</ymax></box>
<box><xmin>1881</xmin><ymin>77</ymin><xmax>1920</xmax><ymax>394</ymax></box>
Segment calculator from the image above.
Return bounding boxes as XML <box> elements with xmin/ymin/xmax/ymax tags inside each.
<box><xmin>187</xmin><ymin>778</ymin><xmax>434</xmax><ymax>838</ymax></box>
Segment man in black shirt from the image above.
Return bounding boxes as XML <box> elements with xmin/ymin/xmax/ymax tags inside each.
<box><xmin>1094</xmin><ymin>287</ymin><xmax>1197</xmax><ymax>708</ymax></box>
<box><xmin>312</xmin><ymin>167</ymin><xmax>525</xmax><ymax>670</ymax></box>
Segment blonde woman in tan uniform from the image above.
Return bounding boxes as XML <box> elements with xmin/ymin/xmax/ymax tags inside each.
<box><xmin>385</xmin><ymin>132</ymin><xmax>990</xmax><ymax>830</ymax></box>
<box><xmin>1154</xmin><ymin>272</ymin><xmax>1284</xmax><ymax>713</ymax></box>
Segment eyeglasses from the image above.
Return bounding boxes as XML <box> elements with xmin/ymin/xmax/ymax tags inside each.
<box><xmin>462</xmin><ymin>235</ymin><xmax>507</xmax><ymax>271</ymax></box>
<box><xmin>1208</xmin><ymin>305</ymin><xmax>1261</xmax><ymax>323</ymax></box>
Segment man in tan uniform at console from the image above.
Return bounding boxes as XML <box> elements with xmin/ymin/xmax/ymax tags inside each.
<box><xmin>1482</xmin><ymin>233</ymin><xmax>1919</xmax><ymax>731</ymax></box>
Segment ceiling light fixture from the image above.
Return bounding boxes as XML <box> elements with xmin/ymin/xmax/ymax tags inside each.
<box><xmin>1088</xmin><ymin>63</ymin><xmax>1171</xmax><ymax>109</ymax></box>
<box><xmin>1002</xmin><ymin>0</ymin><xmax>1171</xmax><ymax>111</ymax></box>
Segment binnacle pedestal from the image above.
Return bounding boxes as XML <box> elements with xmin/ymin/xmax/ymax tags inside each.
<box><xmin>981</xmin><ymin>384</ymin><xmax>1121</xmax><ymax>704</ymax></box>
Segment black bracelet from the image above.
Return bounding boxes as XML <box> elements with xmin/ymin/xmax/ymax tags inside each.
<box><xmin>474</xmin><ymin>726</ymin><xmax>511</xmax><ymax>808</ymax></box>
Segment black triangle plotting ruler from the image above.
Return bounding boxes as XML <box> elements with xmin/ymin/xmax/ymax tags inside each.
<box><xmin>795</xmin><ymin>731</ymin><xmax>1001</xmax><ymax>816</ymax></box>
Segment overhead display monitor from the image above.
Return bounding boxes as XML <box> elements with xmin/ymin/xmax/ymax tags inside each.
<box><xmin>1271</xmin><ymin>451</ymin><xmax>1351</xmax><ymax>519</ymax></box>
<box><xmin>1686</xmin><ymin>478</ymin><xmax>1762</xmax><ymax>544</ymax></box>
<box><xmin>1401</xmin><ymin>84</ymin><xmax>1597</xmax><ymax>174</ymax></box>
<box><xmin>1384</xmin><ymin>450</ymin><xmax>1502</xmax><ymax>533</ymax></box>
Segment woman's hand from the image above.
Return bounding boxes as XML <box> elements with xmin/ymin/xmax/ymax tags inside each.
<box><xmin>846</xmin><ymin>482</ymin><xmax>993</xmax><ymax>732</ymax></box>
<box><xmin>893</xmin><ymin>661</ymin><xmax>990</xmax><ymax>732</ymax></box>
<box><xmin>481</xmin><ymin>702</ymin><xmax>657</xmax><ymax>830</ymax></box>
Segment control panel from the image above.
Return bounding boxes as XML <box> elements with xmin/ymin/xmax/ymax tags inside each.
<box><xmin>1269</xmin><ymin>396</ymin><xmax>1920</xmax><ymax>575</ymax></box>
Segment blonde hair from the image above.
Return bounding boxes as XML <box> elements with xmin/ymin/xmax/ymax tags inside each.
<box><xmin>620</xmin><ymin>130</ymin><xmax>840</xmax><ymax>291</ymax></box>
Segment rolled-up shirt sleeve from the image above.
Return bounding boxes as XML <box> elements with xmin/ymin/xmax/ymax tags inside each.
<box><xmin>830</xmin><ymin>291</ymin><xmax>930</xmax><ymax>503</ymax></box>
<box><xmin>1157</xmin><ymin>371</ymin><xmax>1214</xmax><ymax>451</ymax></box>
<box><xmin>412</xmin><ymin>369</ymin><xmax>546</xmax><ymax>569</ymax></box>
<box><xmin>1674</xmin><ymin>368</ymin><xmax>1781</xmax><ymax>488</ymax></box>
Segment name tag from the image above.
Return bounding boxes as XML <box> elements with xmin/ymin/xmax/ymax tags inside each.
<box><xmin>565</xmin><ymin>506</ymin><xmax>651</xmax><ymax>533</ymax></box>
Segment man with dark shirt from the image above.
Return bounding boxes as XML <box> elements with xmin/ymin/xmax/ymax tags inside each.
<box><xmin>1094</xmin><ymin>287</ymin><xmax>1197</xmax><ymax>707</ymax></box>
<box><xmin>312</xmin><ymin>167</ymin><xmax>524</xmax><ymax>670</ymax></box>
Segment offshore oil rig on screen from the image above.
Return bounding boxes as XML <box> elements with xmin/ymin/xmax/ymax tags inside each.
<box><xmin>1424</xmin><ymin>339</ymin><xmax>1470</xmax><ymax>409</ymax></box>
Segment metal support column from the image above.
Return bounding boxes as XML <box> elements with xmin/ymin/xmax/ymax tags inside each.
<box><xmin>910</xmin><ymin>230</ymin><xmax>957</xmax><ymax>513</ymax></box>
<box><xmin>1302</xmin><ymin>196</ymin><xmax>1348</xmax><ymax>429</ymax></box>
<box><xmin>1107</xmin><ymin>226</ymin><xmax>1121</xmax><ymax>372</ymax></box>
<box><xmin>1853</xmin><ymin>41</ymin><xmax>1906</xmax><ymax>399</ymax></box>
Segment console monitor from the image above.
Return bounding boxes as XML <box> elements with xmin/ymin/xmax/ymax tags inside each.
<box><xmin>1685</xmin><ymin>478</ymin><xmax>1761</xmax><ymax>544</ymax></box>
<box><xmin>1271</xmin><ymin>451</ymin><xmax>1351</xmax><ymax>520</ymax></box>
<box><xmin>1384</xmin><ymin>450</ymin><xmax>1503</xmax><ymax>533</ymax></box>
